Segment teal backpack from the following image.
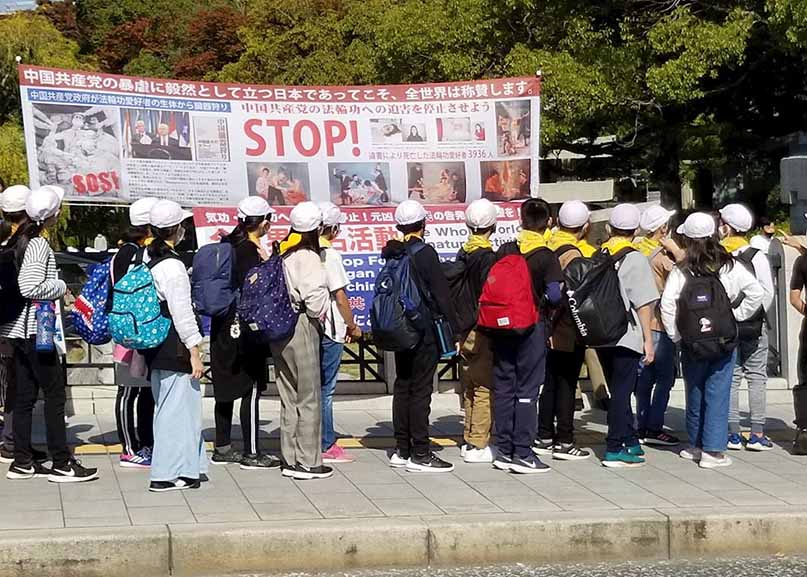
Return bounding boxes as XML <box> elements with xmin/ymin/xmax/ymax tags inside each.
<box><xmin>109</xmin><ymin>250</ymin><xmax>177</xmax><ymax>350</ymax></box>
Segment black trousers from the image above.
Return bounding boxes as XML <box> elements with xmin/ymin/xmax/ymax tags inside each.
<box><xmin>538</xmin><ymin>347</ymin><xmax>585</xmax><ymax>444</ymax></box>
<box><xmin>214</xmin><ymin>383</ymin><xmax>261</xmax><ymax>455</ymax></box>
<box><xmin>12</xmin><ymin>338</ymin><xmax>70</xmax><ymax>468</ymax></box>
<box><xmin>597</xmin><ymin>346</ymin><xmax>641</xmax><ymax>453</ymax></box>
<box><xmin>393</xmin><ymin>340</ymin><xmax>440</xmax><ymax>459</ymax></box>
<box><xmin>115</xmin><ymin>385</ymin><xmax>154</xmax><ymax>455</ymax></box>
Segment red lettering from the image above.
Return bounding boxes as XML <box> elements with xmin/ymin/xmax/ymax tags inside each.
<box><xmin>265</xmin><ymin>119</ymin><xmax>289</xmax><ymax>156</ymax></box>
<box><xmin>72</xmin><ymin>174</ymin><xmax>87</xmax><ymax>195</ymax></box>
<box><xmin>244</xmin><ymin>119</ymin><xmax>266</xmax><ymax>157</ymax></box>
<box><xmin>324</xmin><ymin>120</ymin><xmax>347</xmax><ymax>156</ymax></box>
<box><xmin>86</xmin><ymin>173</ymin><xmax>99</xmax><ymax>194</ymax></box>
<box><xmin>111</xmin><ymin>171</ymin><xmax>120</xmax><ymax>190</ymax></box>
<box><xmin>293</xmin><ymin>120</ymin><xmax>320</xmax><ymax>157</ymax></box>
<box><xmin>98</xmin><ymin>172</ymin><xmax>113</xmax><ymax>192</ymax></box>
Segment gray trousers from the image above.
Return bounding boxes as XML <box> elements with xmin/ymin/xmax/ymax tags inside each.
<box><xmin>729</xmin><ymin>331</ymin><xmax>768</xmax><ymax>435</ymax></box>
<box><xmin>270</xmin><ymin>315</ymin><xmax>322</xmax><ymax>469</ymax></box>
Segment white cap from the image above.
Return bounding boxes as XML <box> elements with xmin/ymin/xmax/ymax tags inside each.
<box><xmin>238</xmin><ymin>196</ymin><xmax>274</xmax><ymax>219</ymax></box>
<box><xmin>289</xmin><ymin>201</ymin><xmax>322</xmax><ymax>233</ymax></box>
<box><xmin>465</xmin><ymin>199</ymin><xmax>497</xmax><ymax>229</ymax></box>
<box><xmin>38</xmin><ymin>185</ymin><xmax>65</xmax><ymax>203</ymax></box>
<box><xmin>676</xmin><ymin>212</ymin><xmax>716</xmax><ymax>239</ymax></box>
<box><xmin>319</xmin><ymin>201</ymin><xmax>347</xmax><ymax>227</ymax></box>
<box><xmin>558</xmin><ymin>200</ymin><xmax>590</xmax><ymax>228</ymax></box>
<box><xmin>149</xmin><ymin>199</ymin><xmax>192</xmax><ymax>229</ymax></box>
<box><xmin>640</xmin><ymin>205</ymin><xmax>677</xmax><ymax>233</ymax></box>
<box><xmin>1</xmin><ymin>185</ymin><xmax>30</xmax><ymax>213</ymax></box>
<box><xmin>719</xmin><ymin>203</ymin><xmax>753</xmax><ymax>233</ymax></box>
<box><xmin>129</xmin><ymin>197</ymin><xmax>159</xmax><ymax>226</ymax></box>
<box><xmin>25</xmin><ymin>186</ymin><xmax>62</xmax><ymax>224</ymax></box>
<box><xmin>394</xmin><ymin>200</ymin><xmax>428</xmax><ymax>226</ymax></box>
<box><xmin>609</xmin><ymin>203</ymin><xmax>641</xmax><ymax>231</ymax></box>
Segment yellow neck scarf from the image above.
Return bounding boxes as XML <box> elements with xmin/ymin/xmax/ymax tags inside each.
<box><xmin>634</xmin><ymin>236</ymin><xmax>660</xmax><ymax>257</ymax></box>
<box><xmin>548</xmin><ymin>230</ymin><xmax>579</xmax><ymax>252</ymax></box>
<box><xmin>602</xmin><ymin>236</ymin><xmax>634</xmax><ymax>255</ymax></box>
<box><xmin>319</xmin><ymin>236</ymin><xmax>332</xmax><ymax>249</ymax></box>
<box><xmin>518</xmin><ymin>229</ymin><xmax>547</xmax><ymax>254</ymax></box>
<box><xmin>248</xmin><ymin>231</ymin><xmax>263</xmax><ymax>247</ymax></box>
<box><xmin>720</xmin><ymin>236</ymin><xmax>748</xmax><ymax>254</ymax></box>
<box><xmin>577</xmin><ymin>239</ymin><xmax>597</xmax><ymax>257</ymax></box>
<box><xmin>403</xmin><ymin>232</ymin><xmax>423</xmax><ymax>242</ymax></box>
<box><xmin>279</xmin><ymin>232</ymin><xmax>302</xmax><ymax>255</ymax></box>
<box><xmin>463</xmin><ymin>234</ymin><xmax>492</xmax><ymax>254</ymax></box>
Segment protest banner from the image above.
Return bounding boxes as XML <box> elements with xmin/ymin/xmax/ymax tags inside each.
<box><xmin>19</xmin><ymin>66</ymin><xmax>541</xmax><ymax>206</ymax></box>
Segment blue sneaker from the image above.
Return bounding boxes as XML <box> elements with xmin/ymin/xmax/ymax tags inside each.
<box><xmin>602</xmin><ymin>449</ymin><xmax>645</xmax><ymax>468</ymax></box>
<box><xmin>727</xmin><ymin>433</ymin><xmax>744</xmax><ymax>451</ymax></box>
<box><xmin>626</xmin><ymin>444</ymin><xmax>645</xmax><ymax>457</ymax></box>
<box><xmin>746</xmin><ymin>434</ymin><xmax>773</xmax><ymax>452</ymax></box>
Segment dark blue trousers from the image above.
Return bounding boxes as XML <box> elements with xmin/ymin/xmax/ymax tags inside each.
<box><xmin>597</xmin><ymin>346</ymin><xmax>641</xmax><ymax>453</ymax></box>
<box><xmin>492</xmin><ymin>322</ymin><xmax>547</xmax><ymax>459</ymax></box>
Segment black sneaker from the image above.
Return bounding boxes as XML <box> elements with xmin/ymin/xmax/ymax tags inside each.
<box><xmin>6</xmin><ymin>460</ymin><xmax>50</xmax><ymax>479</ymax></box>
<box><xmin>574</xmin><ymin>397</ymin><xmax>584</xmax><ymax>411</ymax></box>
<box><xmin>149</xmin><ymin>478</ymin><xmax>200</xmax><ymax>492</ymax></box>
<box><xmin>552</xmin><ymin>443</ymin><xmax>591</xmax><ymax>461</ymax></box>
<box><xmin>280</xmin><ymin>461</ymin><xmax>296</xmax><ymax>478</ymax></box>
<box><xmin>293</xmin><ymin>464</ymin><xmax>334</xmax><ymax>480</ymax></box>
<box><xmin>240</xmin><ymin>453</ymin><xmax>281</xmax><ymax>470</ymax></box>
<box><xmin>48</xmin><ymin>458</ymin><xmax>99</xmax><ymax>483</ymax></box>
<box><xmin>510</xmin><ymin>453</ymin><xmax>551</xmax><ymax>474</ymax></box>
<box><xmin>405</xmin><ymin>453</ymin><xmax>454</xmax><ymax>473</ymax></box>
<box><xmin>531</xmin><ymin>439</ymin><xmax>556</xmax><ymax>456</ymax></box>
<box><xmin>493</xmin><ymin>453</ymin><xmax>514</xmax><ymax>472</ymax></box>
<box><xmin>211</xmin><ymin>449</ymin><xmax>243</xmax><ymax>465</ymax></box>
<box><xmin>199</xmin><ymin>473</ymin><xmax>209</xmax><ymax>483</ymax></box>
<box><xmin>642</xmin><ymin>430</ymin><xmax>680</xmax><ymax>447</ymax></box>
<box><xmin>0</xmin><ymin>445</ymin><xmax>12</xmax><ymax>464</ymax></box>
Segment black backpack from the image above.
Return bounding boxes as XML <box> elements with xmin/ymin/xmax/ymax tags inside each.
<box><xmin>733</xmin><ymin>247</ymin><xmax>766</xmax><ymax>340</ymax></box>
<box><xmin>562</xmin><ymin>247</ymin><xmax>635</xmax><ymax>348</ymax></box>
<box><xmin>0</xmin><ymin>239</ymin><xmax>29</xmax><ymax>325</ymax></box>
<box><xmin>443</xmin><ymin>254</ymin><xmax>476</xmax><ymax>337</ymax></box>
<box><xmin>676</xmin><ymin>269</ymin><xmax>738</xmax><ymax>360</ymax></box>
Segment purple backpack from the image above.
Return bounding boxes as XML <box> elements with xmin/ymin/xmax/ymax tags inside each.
<box><xmin>237</xmin><ymin>253</ymin><xmax>297</xmax><ymax>343</ymax></box>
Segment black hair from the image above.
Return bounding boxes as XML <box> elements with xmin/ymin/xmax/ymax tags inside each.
<box><xmin>758</xmin><ymin>216</ymin><xmax>772</xmax><ymax>227</ymax></box>
<box><xmin>396</xmin><ymin>220</ymin><xmax>426</xmax><ymax>235</ymax></box>
<box><xmin>7</xmin><ymin>219</ymin><xmax>44</xmax><ymax>263</ymax></box>
<box><xmin>284</xmin><ymin>229</ymin><xmax>320</xmax><ymax>255</ymax></box>
<box><xmin>321</xmin><ymin>224</ymin><xmax>340</xmax><ymax>238</ymax></box>
<box><xmin>227</xmin><ymin>215</ymin><xmax>268</xmax><ymax>245</ymax></box>
<box><xmin>521</xmin><ymin>198</ymin><xmax>551</xmax><ymax>232</ymax></box>
<box><xmin>0</xmin><ymin>220</ymin><xmax>11</xmax><ymax>245</ymax></box>
<box><xmin>682</xmin><ymin>235</ymin><xmax>733</xmax><ymax>276</ymax></box>
<box><xmin>147</xmin><ymin>225</ymin><xmax>180</xmax><ymax>259</ymax></box>
<box><xmin>610</xmin><ymin>226</ymin><xmax>637</xmax><ymax>238</ymax></box>
<box><xmin>122</xmin><ymin>224</ymin><xmax>150</xmax><ymax>245</ymax></box>
<box><xmin>559</xmin><ymin>224</ymin><xmax>586</xmax><ymax>235</ymax></box>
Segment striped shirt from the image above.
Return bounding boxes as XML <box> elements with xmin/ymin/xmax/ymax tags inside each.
<box><xmin>0</xmin><ymin>237</ymin><xmax>66</xmax><ymax>340</ymax></box>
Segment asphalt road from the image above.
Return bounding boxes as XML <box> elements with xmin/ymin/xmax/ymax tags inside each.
<box><xmin>231</xmin><ymin>557</ymin><xmax>807</xmax><ymax>577</ymax></box>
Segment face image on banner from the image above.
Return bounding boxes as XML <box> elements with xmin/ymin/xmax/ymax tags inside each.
<box><xmin>330</xmin><ymin>162</ymin><xmax>394</xmax><ymax>207</ymax></box>
<box><xmin>407</xmin><ymin>162</ymin><xmax>466</xmax><ymax>204</ymax></box>
<box><xmin>436</xmin><ymin>117</ymin><xmax>473</xmax><ymax>143</ymax></box>
<box><xmin>121</xmin><ymin>109</ymin><xmax>193</xmax><ymax>161</ymax></box>
<box><xmin>403</xmin><ymin>122</ymin><xmax>427</xmax><ymax>143</ymax></box>
<box><xmin>495</xmin><ymin>99</ymin><xmax>531</xmax><ymax>157</ymax></box>
<box><xmin>31</xmin><ymin>103</ymin><xmax>122</xmax><ymax>197</ymax></box>
<box><xmin>247</xmin><ymin>162</ymin><xmax>310</xmax><ymax>206</ymax></box>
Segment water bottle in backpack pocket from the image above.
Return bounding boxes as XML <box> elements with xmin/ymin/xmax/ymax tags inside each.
<box><xmin>71</xmin><ymin>259</ymin><xmax>113</xmax><ymax>345</ymax></box>
<box><xmin>35</xmin><ymin>300</ymin><xmax>56</xmax><ymax>353</ymax></box>
<box><xmin>237</xmin><ymin>252</ymin><xmax>297</xmax><ymax>344</ymax></box>
<box><xmin>676</xmin><ymin>271</ymin><xmax>738</xmax><ymax>360</ymax></box>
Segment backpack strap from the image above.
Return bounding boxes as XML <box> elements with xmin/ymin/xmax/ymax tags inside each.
<box><xmin>146</xmin><ymin>250</ymin><xmax>180</xmax><ymax>270</ymax></box>
<box><xmin>735</xmin><ymin>247</ymin><xmax>759</xmax><ymax>275</ymax></box>
<box><xmin>554</xmin><ymin>244</ymin><xmax>581</xmax><ymax>260</ymax></box>
<box><xmin>611</xmin><ymin>246</ymin><xmax>636</xmax><ymax>263</ymax></box>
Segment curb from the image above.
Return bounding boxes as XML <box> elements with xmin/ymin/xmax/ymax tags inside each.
<box><xmin>2</xmin><ymin>509</ymin><xmax>807</xmax><ymax>576</ymax></box>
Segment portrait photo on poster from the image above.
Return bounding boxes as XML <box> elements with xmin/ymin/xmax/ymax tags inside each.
<box><xmin>330</xmin><ymin>163</ymin><xmax>394</xmax><ymax>206</ymax></box>
<box><xmin>370</xmin><ymin>118</ymin><xmax>403</xmax><ymax>144</ymax></box>
<box><xmin>436</xmin><ymin>117</ymin><xmax>473</xmax><ymax>143</ymax></box>
<box><xmin>403</xmin><ymin>122</ymin><xmax>427</xmax><ymax>143</ymax></box>
<box><xmin>31</xmin><ymin>103</ymin><xmax>122</xmax><ymax>197</ymax></box>
<box><xmin>495</xmin><ymin>100</ymin><xmax>531</xmax><ymax>157</ymax></box>
<box><xmin>120</xmin><ymin>109</ymin><xmax>193</xmax><ymax>161</ymax></box>
<box><xmin>407</xmin><ymin>162</ymin><xmax>466</xmax><ymax>204</ymax></box>
<box><xmin>481</xmin><ymin>159</ymin><xmax>531</xmax><ymax>202</ymax></box>
<box><xmin>247</xmin><ymin>162</ymin><xmax>310</xmax><ymax>206</ymax></box>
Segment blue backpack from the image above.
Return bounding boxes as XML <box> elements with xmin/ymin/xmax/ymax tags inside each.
<box><xmin>191</xmin><ymin>242</ymin><xmax>237</xmax><ymax>317</ymax></box>
<box><xmin>71</xmin><ymin>259</ymin><xmax>112</xmax><ymax>345</ymax></box>
<box><xmin>109</xmin><ymin>252</ymin><xmax>176</xmax><ymax>350</ymax></box>
<box><xmin>370</xmin><ymin>243</ymin><xmax>427</xmax><ymax>352</ymax></box>
<box><xmin>237</xmin><ymin>251</ymin><xmax>297</xmax><ymax>343</ymax></box>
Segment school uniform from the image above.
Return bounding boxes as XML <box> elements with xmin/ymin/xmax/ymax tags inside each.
<box><xmin>143</xmin><ymin>250</ymin><xmax>207</xmax><ymax>482</ymax></box>
<box><xmin>268</xmin><ymin>247</ymin><xmax>329</xmax><ymax>469</ymax></box>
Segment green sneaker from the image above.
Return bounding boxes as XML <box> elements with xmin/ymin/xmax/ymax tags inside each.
<box><xmin>626</xmin><ymin>444</ymin><xmax>645</xmax><ymax>457</ymax></box>
<box><xmin>602</xmin><ymin>449</ymin><xmax>646</xmax><ymax>468</ymax></box>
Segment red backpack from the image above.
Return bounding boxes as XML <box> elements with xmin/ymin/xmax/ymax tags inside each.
<box><xmin>477</xmin><ymin>252</ymin><xmax>539</xmax><ymax>335</ymax></box>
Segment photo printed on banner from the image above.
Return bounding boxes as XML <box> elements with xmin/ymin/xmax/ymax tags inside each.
<box><xmin>370</xmin><ymin>118</ymin><xmax>403</xmax><ymax>145</ymax></box>
<box><xmin>407</xmin><ymin>162</ymin><xmax>466</xmax><ymax>204</ymax></box>
<box><xmin>436</xmin><ymin>117</ymin><xmax>473</xmax><ymax>143</ymax></box>
<box><xmin>481</xmin><ymin>159</ymin><xmax>531</xmax><ymax>202</ymax></box>
<box><xmin>495</xmin><ymin>100</ymin><xmax>531</xmax><ymax>157</ymax></box>
<box><xmin>247</xmin><ymin>162</ymin><xmax>310</xmax><ymax>206</ymax></box>
<box><xmin>31</xmin><ymin>104</ymin><xmax>122</xmax><ymax>197</ymax></box>
<box><xmin>193</xmin><ymin>117</ymin><xmax>230</xmax><ymax>162</ymax></box>
<box><xmin>330</xmin><ymin>163</ymin><xmax>393</xmax><ymax>206</ymax></box>
<box><xmin>402</xmin><ymin>122</ymin><xmax>427</xmax><ymax>143</ymax></box>
<box><xmin>121</xmin><ymin>109</ymin><xmax>193</xmax><ymax>161</ymax></box>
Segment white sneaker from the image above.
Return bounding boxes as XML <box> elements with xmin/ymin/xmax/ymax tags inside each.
<box><xmin>679</xmin><ymin>447</ymin><xmax>702</xmax><ymax>462</ymax></box>
<box><xmin>699</xmin><ymin>452</ymin><xmax>733</xmax><ymax>469</ymax></box>
<box><xmin>464</xmin><ymin>446</ymin><xmax>494</xmax><ymax>464</ymax></box>
<box><xmin>459</xmin><ymin>444</ymin><xmax>469</xmax><ymax>459</ymax></box>
<box><xmin>389</xmin><ymin>451</ymin><xmax>408</xmax><ymax>468</ymax></box>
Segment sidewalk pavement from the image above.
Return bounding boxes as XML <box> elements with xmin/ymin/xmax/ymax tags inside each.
<box><xmin>1</xmin><ymin>394</ymin><xmax>806</xmax><ymax>576</ymax></box>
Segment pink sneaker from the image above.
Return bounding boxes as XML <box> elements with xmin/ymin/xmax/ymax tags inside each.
<box><xmin>119</xmin><ymin>451</ymin><xmax>151</xmax><ymax>469</ymax></box>
<box><xmin>322</xmin><ymin>444</ymin><xmax>355</xmax><ymax>464</ymax></box>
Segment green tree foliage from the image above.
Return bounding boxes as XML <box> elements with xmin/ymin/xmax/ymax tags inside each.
<box><xmin>0</xmin><ymin>122</ymin><xmax>28</xmax><ymax>187</ymax></box>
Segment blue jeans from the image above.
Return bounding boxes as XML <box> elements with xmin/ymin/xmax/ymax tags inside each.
<box><xmin>635</xmin><ymin>331</ymin><xmax>676</xmax><ymax>433</ymax></box>
<box><xmin>681</xmin><ymin>350</ymin><xmax>737</xmax><ymax>453</ymax></box>
<box><xmin>320</xmin><ymin>336</ymin><xmax>344</xmax><ymax>451</ymax></box>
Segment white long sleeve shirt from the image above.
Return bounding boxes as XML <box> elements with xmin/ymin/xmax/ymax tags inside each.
<box><xmin>732</xmin><ymin>244</ymin><xmax>774</xmax><ymax>313</ymax></box>
<box><xmin>661</xmin><ymin>263</ymin><xmax>764</xmax><ymax>343</ymax></box>
<box><xmin>147</xmin><ymin>255</ymin><xmax>203</xmax><ymax>350</ymax></box>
